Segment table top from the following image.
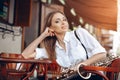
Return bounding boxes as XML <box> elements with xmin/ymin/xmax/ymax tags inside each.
<box><xmin>0</xmin><ymin>57</ymin><xmax>52</xmax><ymax>64</ymax></box>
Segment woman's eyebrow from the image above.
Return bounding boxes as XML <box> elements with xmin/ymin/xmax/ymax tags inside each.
<box><xmin>55</xmin><ymin>17</ymin><xmax>66</xmax><ymax>21</ymax></box>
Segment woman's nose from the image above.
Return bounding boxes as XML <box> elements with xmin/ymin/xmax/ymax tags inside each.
<box><xmin>61</xmin><ymin>20</ymin><xmax>65</xmax><ymax>25</ymax></box>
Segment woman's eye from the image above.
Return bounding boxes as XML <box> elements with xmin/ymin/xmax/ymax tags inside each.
<box><xmin>63</xmin><ymin>18</ymin><xmax>67</xmax><ymax>21</ymax></box>
<box><xmin>55</xmin><ymin>21</ymin><xmax>59</xmax><ymax>23</ymax></box>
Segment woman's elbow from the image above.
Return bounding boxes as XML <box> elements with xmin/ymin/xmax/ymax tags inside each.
<box><xmin>21</xmin><ymin>52</ymin><xmax>36</xmax><ymax>59</ymax></box>
<box><xmin>21</xmin><ymin>52</ymin><xmax>28</xmax><ymax>59</ymax></box>
<box><xmin>100</xmin><ymin>52</ymin><xmax>107</xmax><ymax>58</ymax></box>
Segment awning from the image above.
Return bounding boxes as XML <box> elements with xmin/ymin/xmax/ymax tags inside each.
<box><xmin>50</xmin><ymin>0</ymin><xmax>117</xmax><ymax>30</ymax></box>
<box><xmin>65</xmin><ymin>0</ymin><xmax>117</xmax><ymax>31</ymax></box>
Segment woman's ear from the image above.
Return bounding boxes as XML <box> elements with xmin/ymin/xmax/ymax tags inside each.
<box><xmin>48</xmin><ymin>27</ymin><xmax>54</xmax><ymax>33</ymax></box>
<box><xmin>49</xmin><ymin>28</ymin><xmax>54</xmax><ymax>33</ymax></box>
<box><xmin>49</xmin><ymin>26</ymin><xmax>54</xmax><ymax>32</ymax></box>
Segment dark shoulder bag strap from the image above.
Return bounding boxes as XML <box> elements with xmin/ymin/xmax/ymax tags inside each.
<box><xmin>74</xmin><ymin>30</ymin><xmax>88</xmax><ymax>59</ymax></box>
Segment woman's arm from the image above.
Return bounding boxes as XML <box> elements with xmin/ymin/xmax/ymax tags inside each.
<box><xmin>76</xmin><ymin>28</ymin><xmax>107</xmax><ymax>65</ymax></box>
<box><xmin>21</xmin><ymin>34</ymin><xmax>46</xmax><ymax>59</ymax></box>
<box><xmin>22</xmin><ymin>27</ymin><xmax>54</xmax><ymax>59</ymax></box>
<box><xmin>82</xmin><ymin>52</ymin><xmax>106</xmax><ymax>65</ymax></box>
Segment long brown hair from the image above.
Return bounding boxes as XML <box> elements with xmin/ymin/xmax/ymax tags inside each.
<box><xmin>42</xmin><ymin>11</ymin><xmax>65</xmax><ymax>60</ymax></box>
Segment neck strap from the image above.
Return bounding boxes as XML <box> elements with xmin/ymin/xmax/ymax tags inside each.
<box><xmin>74</xmin><ymin>30</ymin><xmax>88</xmax><ymax>59</ymax></box>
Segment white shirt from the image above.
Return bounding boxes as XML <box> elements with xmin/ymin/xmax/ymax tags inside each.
<box><xmin>35</xmin><ymin>27</ymin><xmax>106</xmax><ymax>67</ymax></box>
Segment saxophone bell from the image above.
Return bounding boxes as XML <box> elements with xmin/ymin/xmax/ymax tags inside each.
<box><xmin>77</xmin><ymin>63</ymin><xmax>91</xmax><ymax>79</ymax></box>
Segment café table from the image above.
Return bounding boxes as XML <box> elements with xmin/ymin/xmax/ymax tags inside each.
<box><xmin>0</xmin><ymin>57</ymin><xmax>52</xmax><ymax>80</ymax></box>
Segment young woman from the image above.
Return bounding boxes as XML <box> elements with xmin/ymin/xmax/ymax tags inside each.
<box><xmin>22</xmin><ymin>11</ymin><xmax>106</xmax><ymax>80</ymax></box>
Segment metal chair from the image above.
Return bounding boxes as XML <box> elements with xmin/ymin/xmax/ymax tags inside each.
<box><xmin>37</xmin><ymin>60</ymin><xmax>61</xmax><ymax>80</ymax></box>
<box><xmin>106</xmin><ymin>58</ymin><xmax>120</xmax><ymax>80</ymax></box>
<box><xmin>81</xmin><ymin>58</ymin><xmax>120</xmax><ymax>80</ymax></box>
<box><xmin>0</xmin><ymin>52</ymin><xmax>36</xmax><ymax>80</ymax></box>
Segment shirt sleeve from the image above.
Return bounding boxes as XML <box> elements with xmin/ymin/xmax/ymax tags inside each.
<box><xmin>76</xmin><ymin>27</ymin><xmax>106</xmax><ymax>56</ymax></box>
<box><xmin>35</xmin><ymin>48</ymin><xmax>48</xmax><ymax>59</ymax></box>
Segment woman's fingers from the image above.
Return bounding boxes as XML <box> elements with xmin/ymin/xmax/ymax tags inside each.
<box><xmin>43</xmin><ymin>27</ymin><xmax>55</xmax><ymax>37</ymax></box>
<box><xmin>48</xmin><ymin>28</ymin><xmax>55</xmax><ymax>37</ymax></box>
<box><xmin>49</xmin><ymin>31</ymin><xmax>55</xmax><ymax>36</ymax></box>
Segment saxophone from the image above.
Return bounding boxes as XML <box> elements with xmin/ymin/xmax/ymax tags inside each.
<box><xmin>56</xmin><ymin>54</ymin><xmax>119</xmax><ymax>80</ymax></box>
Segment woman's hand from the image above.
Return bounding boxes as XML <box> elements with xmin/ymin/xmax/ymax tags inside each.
<box><xmin>42</xmin><ymin>27</ymin><xmax>55</xmax><ymax>38</ymax></box>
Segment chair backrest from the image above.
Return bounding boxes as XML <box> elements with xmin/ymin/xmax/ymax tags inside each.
<box><xmin>0</xmin><ymin>52</ymin><xmax>23</xmax><ymax>69</ymax></box>
<box><xmin>37</xmin><ymin>60</ymin><xmax>61</xmax><ymax>80</ymax></box>
<box><xmin>0</xmin><ymin>52</ymin><xmax>36</xmax><ymax>80</ymax></box>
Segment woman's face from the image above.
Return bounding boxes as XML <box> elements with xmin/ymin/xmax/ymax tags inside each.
<box><xmin>50</xmin><ymin>12</ymin><xmax>69</xmax><ymax>34</ymax></box>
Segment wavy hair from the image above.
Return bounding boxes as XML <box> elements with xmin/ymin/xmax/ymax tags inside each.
<box><xmin>42</xmin><ymin>11</ymin><xmax>65</xmax><ymax>60</ymax></box>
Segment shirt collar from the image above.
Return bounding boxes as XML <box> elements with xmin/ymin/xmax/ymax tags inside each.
<box><xmin>56</xmin><ymin>32</ymin><xmax>70</xmax><ymax>48</ymax></box>
<box><xmin>64</xmin><ymin>32</ymin><xmax>70</xmax><ymax>42</ymax></box>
